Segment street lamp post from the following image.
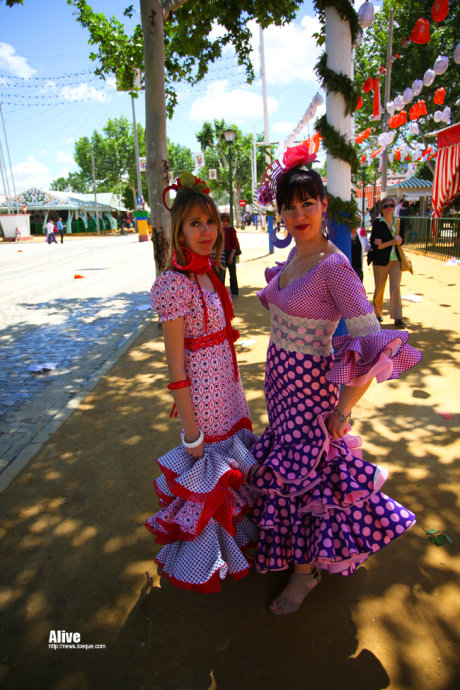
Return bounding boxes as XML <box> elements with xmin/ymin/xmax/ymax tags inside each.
<box><xmin>223</xmin><ymin>129</ymin><xmax>236</xmax><ymax>225</ymax></box>
<box><xmin>361</xmin><ymin>157</ymin><xmax>367</xmax><ymax>228</ymax></box>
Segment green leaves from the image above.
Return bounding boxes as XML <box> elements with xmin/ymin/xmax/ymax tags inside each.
<box><xmin>426</xmin><ymin>529</ymin><xmax>454</xmax><ymax>547</ymax></box>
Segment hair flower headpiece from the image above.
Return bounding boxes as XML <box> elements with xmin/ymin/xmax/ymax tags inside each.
<box><xmin>258</xmin><ymin>142</ymin><xmax>318</xmax><ymax>207</ymax></box>
<box><xmin>163</xmin><ymin>170</ymin><xmax>210</xmax><ymax>210</ymax></box>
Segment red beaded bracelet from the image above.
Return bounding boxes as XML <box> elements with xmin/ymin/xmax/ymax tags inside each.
<box><xmin>167</xmin><ymin>379</ymin><xmax>191</xmax><ymax>390</ymax></box>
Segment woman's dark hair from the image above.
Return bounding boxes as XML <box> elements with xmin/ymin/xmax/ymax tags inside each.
<box><xmin>276</xmin><ymin>166</ymin><xmax>326</xmax><ymax>212</ymax></box>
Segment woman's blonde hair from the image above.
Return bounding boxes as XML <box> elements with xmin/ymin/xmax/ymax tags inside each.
<box><xmin>168</xmin><ymin>190</ymin><xmax>223</xmax><ymax>270</ymax></box>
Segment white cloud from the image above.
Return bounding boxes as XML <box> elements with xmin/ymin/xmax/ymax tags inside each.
<box><xmin>249</xmin><ymin>14</ymin><xmax>322</xmax><ymax>86</ymax></box>
<box><xmin>40</xmin><ymin>80</ymin><xmax>57</xmax><ymax>93</ymax></box>
<box><xmin>12</xmin><ymin>156</ymin><xmax>52</xmax><ymax>192</ymax></box>
<box><xmin>56</xmin><ymin>150</ymin><xmax>75</xmax><ymax>166</ymax></box>
<box><xmin>0</xmin><ymin>43</ymin><xmax>36</xmax><ymax>78</ymax></box>
<box><xmin>61</xmin><ymin>136</ymin><xmax>75</xmax><ymax>145</ymax></box>
<box><xmin>189</xmin><ymin>80</ymin><xmax>278</xmax><ymax>123</ymax></box>
<box><xmin>60</xmin><ymin>83</ymin><xmax>108</xmax><ymax>102</ymax></box>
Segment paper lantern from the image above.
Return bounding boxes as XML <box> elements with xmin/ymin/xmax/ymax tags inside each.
<box><xmin>355</xmin><ymin>132</ymin><xmax>365</xmax><ymax>144</ymax></box>
<box><xmin>363</xmin><ymin>128</ymin><xmax>372</xmax><ymax>139</ymax></box>
<box><xmin>412</xmin><ymin>79</ymin><xmax>423</xmax><ymax>97</ymax></box>
<box><xmin>431</xmin><ymin>0</ymin><xmax>449</xmax><ymax>23</ymax></box>
<box><xmin>423</xmin><ymin>68</ymin><xmax>436</xmax><ymax>87</ymax></box>
<box><xmin>403</xmin><ymin>87</ymin><xmax>413</xmax><ymax>104</ymax></box>
<box><xmin>386</xmin><ymin>100</ymin><xmax>396</xmax><ymax>116</ymax></box>
<box><xmin>409</xmin><ymin>122</ymin><xmax>420</xmax><ymax>134</ymax></box>
<box><xmin>358</xmin><ymin>1</ymin><xmax>375</xmax><ymax>29</ymax></box>
<box><xmin>389</xmin><ymin>111</ymin><xmax>407</xmax><ymax>129</ymax></box>
<box><xmin>361</xmin><ymin>154</ymin><xmax>367</xmax><ymax>164</ymax></box>
<box><xmin>387</xmin><ymin>131</ymin><xmax>395</xmax><ymax>145</ymax></box>
<box><xmin>442</xmin><ymin>106</ymin><xmax>451</xmax><ymax>123</ymax></box>
<box><xmin>363</xmin><ymin>77</ymin><xmax>374</xmax><ymax>92</ymax></box>
<box><xmin>377</xmin><ymin>133</ymin><xmax>387</xmax><ymax>146</ymax></box>
<box><xmin>356</xmin><ymin>96</ymin><xmax>364</xmax><ymax>110</ymax></box>
<box><xmin>409</xmin><ymin>100</ymin><xmax>427</xmax><ymax>120</ymax></box>
<box><xmin>405</xmin><ymin>155</ymin><xmax>412</xmax><ymax>162</ymax></box>
<box><xmin>355</xmin><ymin>29</ymin><xmax>363</xmax><ymax>48</ymax></box>
<box><xmin>410</xmin><ymin>18</ymin><xmax>430</xmax><ymax>44</ymax></box>
<box><xmin>434</xmin><ymin>110</ymin><xmax>443</xmax><ymax>122</ymax></box>
<box><xmin>312</xmin><ymin>92</ymin><xmax>323</xmax><ymax>107</ymax></box>
<box><xmin>434</xmin><ymin>55</ymin><xmax>449</xmax><ymax>75</ymax></box>
<box><xmin>433</xmin><ymin>87</ymin><xmax>446</xmax><ymax>105</ymax></box>
<box><xmin>395</xmin><ymin>150</ymin><xmax>401</xmax><ymax>161</ymax></box>
<box><xmin>395</xmin><ymin>95</ymin><xmax>405</xmax><ymax>111</ymax></box>
<box><xmin>455</xmin><ymin>43</ymin><xmax>460</xmax><ymax>64</ymax></box>
<box><xmin>389</xmin><ymin>152</ymin><xmax>395</xmax><ymax>163</ymax></box>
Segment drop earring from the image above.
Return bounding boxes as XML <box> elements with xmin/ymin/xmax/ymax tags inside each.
<box><xmin>321</xmin><ymin>213</ymin><xmax>329</xmax><ymax>239</ymax></box>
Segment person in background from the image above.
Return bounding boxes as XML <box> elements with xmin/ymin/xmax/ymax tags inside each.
<box><xmin>350</xmin><ymin>226</ymin><xmax>363</xmax><ymax>282</ymax></box>
<box><xmin>370</xmin><ymin>197</ymin><xmax>405</xmax><ymax>327</ymax></box>
<box><xmin>221</xmin><ymin>213</ymin><xmax>240</xmax><ymax>297</ymax></box>
<box><xmin>56</xmin><ymin>217</ymin><xmax>64</xmax><ymax>244</ymax></box>
<box><xmin>46</xmin><ymin>218</ymin><xmax>57</xmax><ymax>244</ymax></box>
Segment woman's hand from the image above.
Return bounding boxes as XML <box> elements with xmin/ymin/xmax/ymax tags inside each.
<box><xmin>374</xmin><ymin>238</ymin><xmax>382</xmax><ymax>246</ymax></box>
<box><xmin>325</xmin><ymin>413</ymin><xmax>349</xmax><ymax>439</ymax></box>
<box><xmin>394</xmin><ymin>235</ymin><xmax>402</xmax><ymax>245</ymax></box>
<box><xmin>183</xmin><ymin>430</ymin><xmax>205</xmax><ymax>459</ymax></box>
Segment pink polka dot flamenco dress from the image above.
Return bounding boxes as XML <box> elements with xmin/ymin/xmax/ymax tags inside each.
<box><xmin>249</xmin><ymin>250</ymin><xmax>422</xmax><ymax>577</ymax></box>
<box><xmin>145</xmin><ymin>270</ymin><xmax>259</xmax><ymax>592</ymax></box>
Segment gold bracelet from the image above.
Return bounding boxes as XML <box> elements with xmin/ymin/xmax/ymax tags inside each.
<box><xmin>333</xmin><ymin>409</ymin><xmax>352</xmax><ymax>424</ymax></box>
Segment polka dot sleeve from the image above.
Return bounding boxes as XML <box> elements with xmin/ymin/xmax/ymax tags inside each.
<box><xmin>258</xmin><ymin>248</ymin><xmax>296</xmax><ymax>309</ymax></box>
<box><xmin>150</xmin><ymin>270</ymin><xmax>192</xmax><ymax>322</ymax></box>
<box><xmin>325</xmin><ymin>254</ymin><xmax>422</xmax><ymax>386</ymax></box>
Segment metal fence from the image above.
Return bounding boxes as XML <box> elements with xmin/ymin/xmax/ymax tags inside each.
<box><xmin>403</xmin><ymin>216</ymin><xmax>460</xmax><ymax>260</ymax></box>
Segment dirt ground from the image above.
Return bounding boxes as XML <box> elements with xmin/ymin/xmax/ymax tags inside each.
<box><xmin>0</xmin><ymin>245</ymin><xmax>459</xmax><ymax>690</ymax></box>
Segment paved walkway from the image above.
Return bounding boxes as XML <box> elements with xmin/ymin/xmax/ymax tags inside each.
<box><xmin>0</xmin><ymin>236</ymin><xmax>156</xmax><ymax>483</ymax></box>
<box><xmin>0</xmin><ymin>242</ymin><xmax>459</xmax><ymax>690</ymax></box>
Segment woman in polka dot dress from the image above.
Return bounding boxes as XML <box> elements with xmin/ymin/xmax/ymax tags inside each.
<box><xmin>146</xmin><ymin>177</ymin><xmax>259</xmax><ymax>592</ymax></box>
<box><xmin>249</xmin><ymin>165</ymin><xmax>422</xmax><ymax>615</ymax></box>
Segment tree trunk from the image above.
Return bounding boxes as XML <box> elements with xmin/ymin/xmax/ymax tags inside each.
<box><xmin>140</xmin><ymin>0</ymin><xmax>170</xmax><ymax>274</ymax></box>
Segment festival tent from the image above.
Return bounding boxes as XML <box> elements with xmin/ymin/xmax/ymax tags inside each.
<box><xmin>432</xmin><ymin>123</ymin><xmax>460</xmax><ymax>218</ymax></box>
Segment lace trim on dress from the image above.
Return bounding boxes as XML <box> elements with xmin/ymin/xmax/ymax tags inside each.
<box><xmin>269</xmin><ymin>303</ymin><xmax>336</xmax><ymax>357</ymax></box>
<box><xmin>345</xmin><ymin>311</ymin><xmax>381</xmax><ymax>338</ymax></box>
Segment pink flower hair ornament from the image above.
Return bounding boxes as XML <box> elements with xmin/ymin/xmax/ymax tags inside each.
<box><xmin>162</xmin><ymin>170</ymin><xmax>210</xmax><ymax>210</ymax></box>
<box><xmin>258</xmin><ymin>143</ymin><xmax>318</xmax><ymax>207</ymax></box>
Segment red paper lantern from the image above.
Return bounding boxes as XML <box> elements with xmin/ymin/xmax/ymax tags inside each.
<box><xmin>405</xmin><ymin>155</ymin><xmax>412</xmax><ymax>162</ymax></box>
<box><xmin>409</xmin><ymin>100</ymin><xmax>427</xmax><ymax>121</ymax></box>
<box><xmin>363</xmin><ymin>77</ymin><xmax>374</xmax><ymax>93</ymax></box>
<box><xmin>395</xmin><ymin>150</ymin><xmax>401</xmax><ymax>161</ymax></box>
<box><xmin>433</xmin><ymin>87</ymin><xmax>446</xmax><ymax>105</ymax></box>
<box><xmin>356</xmin><ymin>96</ymin><xmax>364</xmax><ymax>110</ymax></box>
<box><xmin>389</xmin><ymin>111</ymin><xmax>407</xmax><ymax>129</ymax></box>
<box><xmin>363</xmin><ymin>128</ymin><xmax>372</xmax><ymax>139</ymax></box>
<box><xmin>410</xmin><ymin>18</ymin><xmax>430</xmax><ymax>44</ymax></box>
<box><xmin>361</xmin><ymin>154</ymin><xmax>367</xmax><ymax>164</ymax></box>
<box><xmin>356</xmin><ymin>132</ymin><xmax>365</xmax><ymax>144</ymax></box>
<box><xmin>431</xmin><ymin>0</ymin><xmax>449</xmax><ymax>23</ymax></box>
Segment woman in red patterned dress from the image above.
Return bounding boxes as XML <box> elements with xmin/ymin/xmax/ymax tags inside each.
<box><xmin>145</xmin><ymin>175</ymin><xmax>258</xmax><ymax>592</ymax></box>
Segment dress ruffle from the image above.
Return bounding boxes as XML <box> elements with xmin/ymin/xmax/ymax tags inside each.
<box><xmin>328</xmin><ymin>329</ymin><xmax>422</xmax><ymax>386</ymax></box>
<box><xmin>145</xmin><ymin>428</ymin><xmax>260</xmax><ymax>591</ymax></box>
<box><xmin>250</xmin><ymin>414</ymin><xmax>415</xmax><ymax>575</ymax></box>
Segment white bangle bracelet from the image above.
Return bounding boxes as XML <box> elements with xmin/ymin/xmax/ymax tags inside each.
<box><xmin>180</xmin><ymin>429</ymin><xmax>204</xmax><ymax>449</ymax></box>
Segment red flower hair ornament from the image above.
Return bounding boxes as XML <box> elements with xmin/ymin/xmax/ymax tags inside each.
<box><xmin>163</xmin><ymin>170</ymin><xmax>210</xmax><ymax>210</ymax></box>
<box><xmin>258</xmin><ymin>143</ymin><xmax>318</xmax><ymax>206</ymax></box>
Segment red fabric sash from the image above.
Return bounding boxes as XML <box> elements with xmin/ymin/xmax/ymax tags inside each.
<box><xmin>172</xmin><ymin>250</ymin><xmax>240</xmax><ymax>381</ymax></box>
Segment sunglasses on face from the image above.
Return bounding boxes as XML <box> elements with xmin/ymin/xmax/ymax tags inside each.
<box><xmin>382</xmin><ymin>203</ymin><xmax>395</xmax><ymax>210</ymax></box>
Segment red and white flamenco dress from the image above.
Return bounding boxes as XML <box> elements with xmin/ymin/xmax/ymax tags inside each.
<box><xmin>146</xmin><ymin>269</ymin><xmax>259</xmax><ymax>592</ymax></box>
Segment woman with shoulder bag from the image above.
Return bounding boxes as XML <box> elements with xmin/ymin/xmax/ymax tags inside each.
<box><xmin>370</xmin><ymin>197</ymin><xmax>405</xmax><ymax>327</ymax></box>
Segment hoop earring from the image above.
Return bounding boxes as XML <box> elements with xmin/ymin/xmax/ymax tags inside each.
<box><xmin>321</xmin><ymin>214</ymin><xmax>329</xmax><ymax>239</ymax></box>
<box><xmin>269</xmin><ymin>227</ymin><xmax>292</xmax><ymax>248</ymax></box>
<box><xmin>171</xmin><ymin>247</ymin><xmax>194</xmax><ymax>270</ymax></box>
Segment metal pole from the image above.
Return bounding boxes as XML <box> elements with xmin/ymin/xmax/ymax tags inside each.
<box><xmin>228</xmin><ymin>145</ymin><xmax>234</xmax><ymax>226</ymax></box>
<box><xmin>91</xmin><ymin>144</ymin><xmax>100</xmax><ymax>235</ymax></box>
<box><xmin>0</xmin><ymin>104</ymin><xmax>17</xmax><ymax>200</ymax></box>
<box><xmin>0</xmin><ymin>140</ymin><xmax>12</xmax><ymax>213</ymax></box>
<box><xmin>259</xmin><ymin>27</ymin><xmax>271</xmax><ymax>168</ymax></box>
<box><xmin>361</xmin><ymin>165</ymin><xmax>366</xmax><ymax>224</ymax></box>
<box><xmin>380</xmin><ymin>8</ymin><xmax>394</xmax><ymax>195</ymax></box>
<box><xmin>131</xmin><ymin>94</ymin><xmax>143</xmax><ymax>208</ymax></box>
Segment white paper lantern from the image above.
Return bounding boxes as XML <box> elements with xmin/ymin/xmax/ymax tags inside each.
<box><xmin>411</xmin><ymin>79</ymin><xmax>423</xmax><ymax>97</ymax></box>
<box><xmin>434</xmin><ymin>110</ymin><xmax>443</xmax><ymax>123</ymax></box>
<box><xmin>423</xmin><ymin>69</ymin><xmax>436</xmax><ymax>87</ymax></box>
<box><xmin>377</xmin><ymin>133</ymin><xmax>388</xmax><ymax>147</ymax></box>
<box><xmin>433</xmin><ymin>56</ymin><xmax>449</xmax><ymax>75</ymax></box>
<box><xmin>394</xmin><ymin>95</ymin><xmax>405</xmax><ymax>111</ymax></box>
<box><xmin>442</xmin><ymin>106</ymin><xmax>451</xmax><ymax>123</ymax></box>
<box><xmin>312</xmin><ymin>92</ymin><xmax>323</xmax><ymax>107</ymax></box>
<box><xmin>358</xmin><ymin>1</ymin><xmax>375</xmax><ymax>29</ymax></box>
<box><xmin>455</xmin><ymin>43</ymin><xmax>460</xmax><ymax>64</ymax></box>
<box><xmin>403</xmin><ymin>87</ymin><xmax>413</xmax><ymax>104</ymax></box>
<box><xmin>386</xmin><ymin>131</ymin><xmax>395</xmax><ymax>145</ymax></box>
<box><xmin>409</xmin><ymin>122</ymin><xmax>420</xmax><ymax>135</ymax></box>
<box><xmin>354</xmin><ymin>29</ymin><xmax>363</xmax><ymax>48</ymax></box>
<box><xmin>389</xmin><ymin>152</ymin><xmax>395</xmax><ymax>163</ymax></box>
<box><xmin>386</xmin><ymin>100</ymin><xmax>396</xmax><ymax>116</ymax></box>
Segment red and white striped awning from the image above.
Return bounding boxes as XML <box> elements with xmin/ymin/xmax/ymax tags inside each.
<box><xmin>355</xmin><ymin>184</ymin><xmax>381</xmax><ymax>209</ymax></box>
<box><xmin>432</xmin><ymin>123</ymin><xmax>460</xmax><ymax>218</ymax></box>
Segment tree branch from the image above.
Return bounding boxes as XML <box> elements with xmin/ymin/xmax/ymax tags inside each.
<box><xmin>163</xmin><ymin>0</ymin><xmax>189</xmax><ymax>22</ymax></box>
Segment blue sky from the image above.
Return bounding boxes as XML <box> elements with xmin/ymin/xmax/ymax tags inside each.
<box><xmin>0</xmin><ymin>0</ymin><xmax>367</xmax><ymax>193</ymax></box>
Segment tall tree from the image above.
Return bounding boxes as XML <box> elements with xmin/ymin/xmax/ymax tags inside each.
<box><xmin>195</xmin><ymin>119</ymin><xmax>268</xmax><ymax>218</ymax></box>
<box><xmin>354</xmin><ymin>0</ymin><xmax>459</xmax><ymax>178</ymax></box>
<box><xmin>64</xmin><ymin>0</ymin><xmax>303</xmax><ymax>272</ymax></box>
